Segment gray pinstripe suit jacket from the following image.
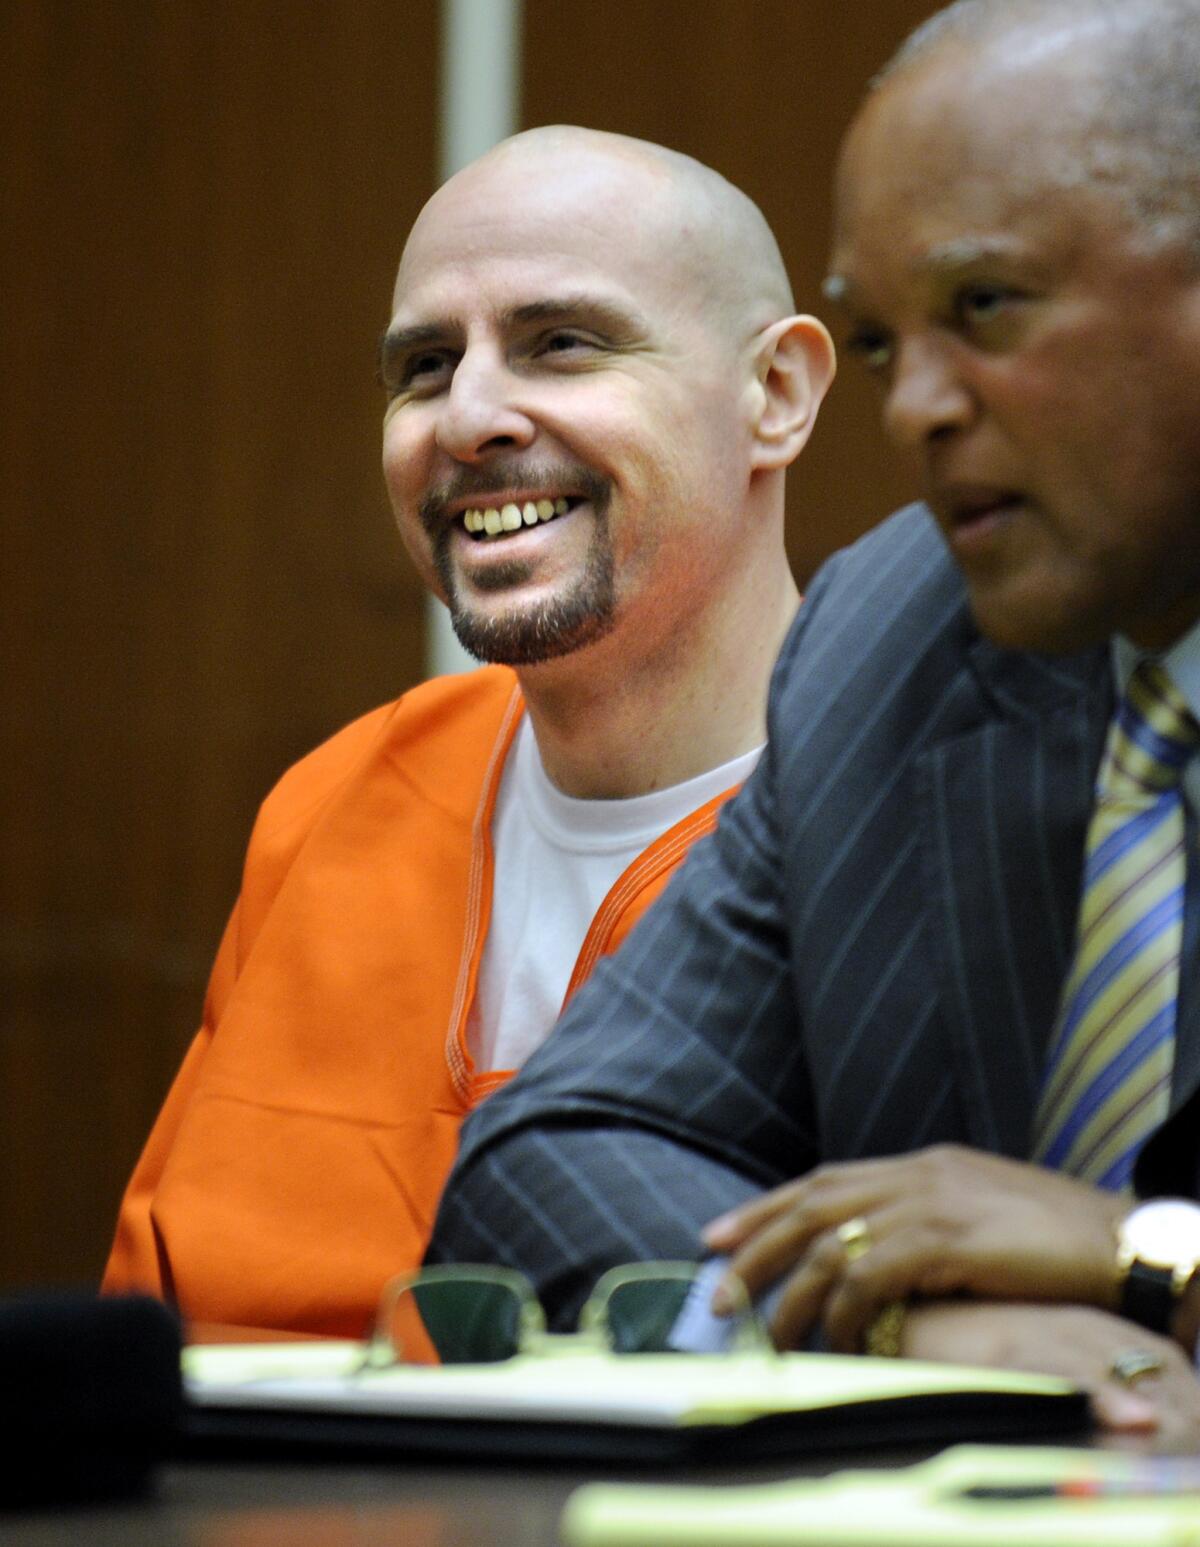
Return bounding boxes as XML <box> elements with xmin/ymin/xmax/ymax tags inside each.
<box><xmin>428</xmin><ymin>504</ymin><xmax>1200</xmax><ymax>1323</ymax></box>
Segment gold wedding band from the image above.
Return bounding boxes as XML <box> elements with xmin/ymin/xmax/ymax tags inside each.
<box><xmin>836</xmin><ymin>1216</ymin><xmax>872</xmax><ymax>1261</ymax></box>
<box><xmin>1109</xmin><ymin>1348</ymin><xmax>1165</xmax><ymax>1387</ymax></box>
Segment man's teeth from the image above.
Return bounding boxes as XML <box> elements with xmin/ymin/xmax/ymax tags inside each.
<box><xmin>463</xmin><ymin>497</ymin><xmax>570</xmax><ymax>538</ymax></box>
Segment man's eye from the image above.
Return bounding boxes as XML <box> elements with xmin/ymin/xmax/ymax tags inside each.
<box><xmin>955</xmin><ymin>285</ymin><xmax>1019</xmax><ymax>325</ymax></box>
<box><xmin>843</xmin><ymin>326</ymin><xmax>892</xmax><ymax>374</ymax></box>
<box><xmin>404</xmin><ymin>350</ymin><xmax>453</xmax><ymax>384</ymax></box>
<box><xmin>537</xmin><ymin>330</ymin><xmax>597</xmax><ymax>357</ymax></box>
<box><xmin>380</xmin><ymin>350</ymin><xmax>453</xmax><ymax>398</ymax></box>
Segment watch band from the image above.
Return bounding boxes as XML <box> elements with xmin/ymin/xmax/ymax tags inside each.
<box><xmin>1119</xmin><ymin>1258</ymin><xmax>1177</xmax><ymax>1335</ymax></box>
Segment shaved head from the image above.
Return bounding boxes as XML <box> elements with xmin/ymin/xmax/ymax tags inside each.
<box><xmin>880</xmin><ymin>0</ymin><xmax>1200</xmax><ymax>257</ymax></box>
<box><xmin>383</xmin><ymin>124</ymin><xmax>831</xmax><ymax>675</ymax></box>
<box><xmin>398</xmin><ymin>126</ymin><xmax>794</xmax><ymax>346</ymax></box>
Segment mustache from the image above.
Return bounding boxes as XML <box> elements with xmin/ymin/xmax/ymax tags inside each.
<box><xmin>419</xmin><ymin>460</ymin><xmax>610</xmax><ymax>536</ymax></box>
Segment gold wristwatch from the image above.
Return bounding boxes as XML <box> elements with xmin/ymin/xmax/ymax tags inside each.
<box><xmin>1116</xmin><ymin>1198</ymin><xmax>1200</xmax><ymax>1335</ymax></box>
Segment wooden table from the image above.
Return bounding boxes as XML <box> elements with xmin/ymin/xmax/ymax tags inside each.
<box><xmin>2</xmin><ymin>1444</ymin><xmax>945</xmax><ymax>1546</ymax></box>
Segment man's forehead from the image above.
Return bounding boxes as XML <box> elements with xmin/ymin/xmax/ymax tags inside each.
<box><xmin>388</xmin><ymin>240</ymin><xmax>656</xmax><ymax>328</ymax></box>
<box><xmin>391</xmin><ymin>183</ymin><xmax>708</xmax><ymax>337</ymax></box>
<box><xmin>403</xmin><ymin>144</ymin><xmax>675</xmax><ymax>261</ymax></box>
<box><xmin>829</xmin><ymin>44</ymin><xmax>1106</xmax><ymax>270</ymax></box>
<box><xmin>858</xmin><ymin>15</ymin><xmax>1131</xmax><ymax>195</ymax></box>
<box><xmin>389</xmin><ymin>134</ymin><xmax>786</xmax><ymax>344</ymax></box>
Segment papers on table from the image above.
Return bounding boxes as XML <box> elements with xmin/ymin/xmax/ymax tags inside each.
<box><xmin>183</xmin><ymin>1336</ymin><xmax>1086</xmax><ymax>1463</ymax></box>
<box><xmin>561</xmin><ymin>1443</ymin><xmax>1200</xmax><ymax>1546</ymax></box>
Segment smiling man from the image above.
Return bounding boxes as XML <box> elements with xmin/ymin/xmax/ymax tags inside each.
<box><xmin>100</xmin><ymin>128</ymin><xmax>834</xmax><ymax>1336</ymax></box>
<box><xmin>431</xmin><ymin>1</ymin><xmax>1200</xmax><ymax>1443</ymax></box>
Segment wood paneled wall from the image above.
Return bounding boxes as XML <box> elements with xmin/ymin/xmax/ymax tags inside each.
<box><xmin>3</xmin><ymin>1</ymin><xmax>939</xmax><ymax>1289</ymax></box>
<box><xmin>2</xmin><ymin>0</ymin><xmax>439</xmax><ymax>1286</ymax></box>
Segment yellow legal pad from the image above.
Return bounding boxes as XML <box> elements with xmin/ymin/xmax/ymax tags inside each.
<box><xmin>562</xmin><ymin>1444</ymin><xmax>1200</xmax><ymax>1546</ymax></box>
<box><xmin>183</xmin><ymin>1341</ymin><xmax>1087</xmax><ymax>1463</ymax></box>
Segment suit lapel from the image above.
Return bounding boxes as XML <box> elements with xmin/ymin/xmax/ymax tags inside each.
<box><xmin>917</xmin><ymin>642</ymin><xmax>1110</xmax><ymax>1159</ymax></box>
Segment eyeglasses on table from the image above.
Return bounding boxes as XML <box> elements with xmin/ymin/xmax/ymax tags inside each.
<box><xmin>357</xmin><ymin>1261</ymin><xmax>772</xmax><ymax>1368</ymax></box>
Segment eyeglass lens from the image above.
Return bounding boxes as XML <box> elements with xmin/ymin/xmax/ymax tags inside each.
<box><xmin>594</xmin><ymin>1277</ymin><xmax>695</xmax><ymax>1354</ymax></box>
<box><xmin>404</xmin><ymin>1279</ymin><xmax>526</xmax><ymax>1364</ymax></box>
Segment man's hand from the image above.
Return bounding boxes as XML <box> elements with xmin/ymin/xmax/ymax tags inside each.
<box><xmin>904</xmin><ymin>1301</ymin><xmax>1200</xmax><ymax>1450</ymax></box>
<box><xmin>702</xmin><ymin>1145</ymin><xmax>1126</xmax><ymax>1351</ymax></box>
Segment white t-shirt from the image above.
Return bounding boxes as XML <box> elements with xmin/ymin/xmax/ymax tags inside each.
<box><xmin>466</xmin><ymin>718</ymin><xmax>762</xmax><ymax>1073</ymax></box>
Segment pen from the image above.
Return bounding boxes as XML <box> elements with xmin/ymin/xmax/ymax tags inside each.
<box><xmin>962</xmin><ymin>1462</ymin><xmax>1200</xmax><ymax>1501</ymax></box>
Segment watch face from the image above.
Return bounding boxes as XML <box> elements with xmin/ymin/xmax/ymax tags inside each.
<box><xmin>1124</xmin><ymin>1199</ymin><xmax>1200</xmax><ymax>1270</ymax></box>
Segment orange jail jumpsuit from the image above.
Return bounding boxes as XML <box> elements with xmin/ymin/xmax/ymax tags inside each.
<box><xmin>102</xmin><ymin>666</ymin><xmax>739</xmax><ymax>1337</ymax></box>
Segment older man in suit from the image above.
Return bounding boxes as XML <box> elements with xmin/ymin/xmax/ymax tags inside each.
<box><xmin>430</xmin><ymin>0</ymin><xmax>1200</xmax><ymax>1442</ymax></box>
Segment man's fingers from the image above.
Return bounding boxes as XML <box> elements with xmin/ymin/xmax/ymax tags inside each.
<box><xmin>1091</xmin><ymin>1381</ymin><xmax>1160</xmax><ymax>1433</ymax></box>
<box><xmin>821</xmin><ymin>1224</ymin><xmax>940</xmax><ymax>1351</ymax></box>
<box><xmin>711</xmin><ymin>1212</ymin><xmax>822</xmax><ymax>1309</ymax></box>
<box><xmin>701</xmin><ymin>1181</ymin><xmax>806</xmax><ymax>1250</ymax></box>
<box><xmin>714</xmin><ymin>1198</ymin><xmax>924</xmax><ymax>1326</ymax></box>
<box><xmin>1091</xmin><ymin>1347</ymin><xmax>1200</xmax><ymax>1448</ymax></box>
<box><xmin>822</xmin><ymin>1275</ymin><xmax>885</xmax><ymax>1354</ymax></box>
<box><xmin>767</xmin><ymin>1229</ymin><xmax>849</xmax><ymax>1349</ymax></box>
<box><xmin>703</xmin><ymin>1158</ymin><xmax>901</xmax><ymax>1250</ymax></box>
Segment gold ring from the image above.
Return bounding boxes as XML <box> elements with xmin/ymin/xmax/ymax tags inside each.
<box><xmin>864</xmin><ymin>1300</ymin><xmax>906</xmax><ymax>1358</ymax></box>
<box><xmin>836</xmin><ymin>1216</ymin><xmax>872</xmax><ymax>1262</ymax></box>
<box><xmin>1109</xmin><ymin>1348</ymin><xmax>1165</xmax><ymax>1387</ymax></box>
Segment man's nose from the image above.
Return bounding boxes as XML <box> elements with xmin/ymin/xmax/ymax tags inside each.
<box><xmin>435</xmin><ymin>351</ymin><xmax>536</xmax><ymax>462</ymax></box>
<box><xmin>882</xmin><ymin>337</ymin><xmax>974</xmax><ymax>450</ymax></box>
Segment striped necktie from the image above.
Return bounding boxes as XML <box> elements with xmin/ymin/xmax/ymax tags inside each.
<box><xmin>1032</xmin><ymin>660</ymin><xmax>1200</xmax><ymax>1191</ymax></box>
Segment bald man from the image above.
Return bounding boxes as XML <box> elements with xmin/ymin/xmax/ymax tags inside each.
<box><xmin>431</xmin><ymin>4</ymin><xmax>1200</xmax><ymax>1442</ymax></box>
<box><xmin>101</xmin><ymin>128</ymin><xmax>834</xmax><ymax>1337</ymax></box>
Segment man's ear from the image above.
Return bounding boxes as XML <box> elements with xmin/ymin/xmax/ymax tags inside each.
<box><xmin>748</xmin><ymin>315</ymin><xmax>836</xmax><ymax>472</ymax></box>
